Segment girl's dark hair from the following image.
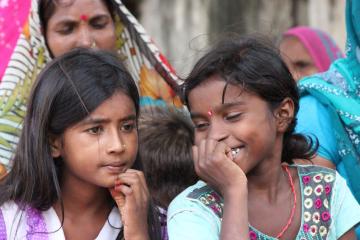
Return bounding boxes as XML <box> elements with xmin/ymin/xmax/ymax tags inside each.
<box><xmin>182</xmin><ymin>35</ymin><xmax>317</xmax><ymax>164</ymax></box>
<box><xmin>0</xmin><ymin>48</ymin><xmax>160</xmax><ymax>239</ymax></box>
<box><xmin>139</xmin><ymin>106</ymin><xmax>198</xmax><ymax>208</ymax></box>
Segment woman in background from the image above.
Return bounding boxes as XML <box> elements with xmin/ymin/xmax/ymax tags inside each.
<box><xmin>280</xmin><ymin>26</ymin><xmax>343</xmax><ymax>81</ymax></box>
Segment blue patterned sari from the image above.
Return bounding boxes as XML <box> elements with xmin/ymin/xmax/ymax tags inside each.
<box><xmin>298</xmin><ymin>0</ymin><xmax>360</xmax><ymax>204</ymax></box>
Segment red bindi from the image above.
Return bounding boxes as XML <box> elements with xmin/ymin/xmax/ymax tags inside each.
<box><xmin>80</xmin><ymin>14</ymin><xmax>88</xmax><ymax>21</ymax></box>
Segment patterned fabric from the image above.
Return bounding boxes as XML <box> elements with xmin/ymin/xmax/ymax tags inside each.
<box><xmin>297</xmin><ymin>0</ymin><xmax>360</xmax><ymax>203</ymax></box>
<box><xmin>186</xmin><ymin>166</ymin><xmax>336</xmax><ymax>240</ymax></box>
<box><xmin>0</xmin><ymin>205</ymin><xmax>48</xmax><ymax>240</ymax></box>
<box><xmin>187</xmin><ymin>185</ymin><xmax>224</xmax><ymax>219</ymax></box>
<box><xmin>0</xmin><ymin>207</ymin><xmax>6</xmax><ymax>240</ymax></box>
<box><xmin>284</xmin><ymin>26</ymin><xmax>344</xmax><ymax>72</ymax></box>
<box><xmin>0</xmin><ymin>0</ymin><xmax>182</xmax><ymax>169</ymax></box>
<box><xmin>157</xmin><ymin>206</ymin><xmax>169</xmax><ymax>240</ymax></box>
<box><xmin>25</xmin><ymin>207</ymin><xmax>48</xmax><ymax>240</ymax></box>
<box><xmin>0</xmin><ymin>202</ymin><xmax>122</xmax><ymax>239</ymax></box>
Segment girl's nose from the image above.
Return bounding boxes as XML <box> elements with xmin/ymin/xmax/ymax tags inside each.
<box><xmin>76</xmin><ymin>27</ymin><xmax>93</xmax><ymax>48</ymax></box>
<box><xmin>106</xmin><ymin>132</ymin><xmax>126</xmax><ymax>154</ymax></box>
<box><xmin>208</xmin><ymin>122</ymin><xmax>228</xmax><ymax>142</ymax></box>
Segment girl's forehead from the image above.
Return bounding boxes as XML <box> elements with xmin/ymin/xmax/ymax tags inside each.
<box><xmin>189</xmin><ymin>77</ymin><xmax>245</xmax><ymax>102</ymax></box>
<box><xmin>188</xmin><ymin>78</ymin><xmax>252</xmax><ymax>112</ymax></box>
<box><xmin>51</xmin><ymin>0</ymin><xmax>109</xmax><ymax>16</ymax></box>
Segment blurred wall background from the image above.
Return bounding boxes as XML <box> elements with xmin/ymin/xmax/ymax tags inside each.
<box><xmin>123</xmin><ymin>0</ymin><xmax>346</xmax><ymax>77</ymax></box>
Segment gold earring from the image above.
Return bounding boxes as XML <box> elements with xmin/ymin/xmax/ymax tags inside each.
<box><xmin>91</xmin><ymin>41</ymin><xmax>97</xmax><ymax>49</ymax></box>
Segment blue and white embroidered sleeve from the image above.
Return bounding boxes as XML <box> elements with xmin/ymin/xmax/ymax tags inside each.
<box><xmin>167</xmin><ymin>182</ymin><xmax>221</xmax><ymax>240</ymax></box>
<box><xmin>328</xmin><ymin>172</ymin><xmax>360</xmax><ymax>239</ymax></box>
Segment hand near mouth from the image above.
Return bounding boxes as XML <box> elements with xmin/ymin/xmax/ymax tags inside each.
<box><xmin>193</xmin><ymin>138</ymin><xmax>249</xmax><ymax>240</ymax></box>
<box><xmin>109</xmin><ymin>169</ymin><xmax>150</xmax><ymax>240</ymax></box>
<box><xmin>192</xmin><ymin>138</ymin><xmax>247</xmax><ymax>198</ymax></box>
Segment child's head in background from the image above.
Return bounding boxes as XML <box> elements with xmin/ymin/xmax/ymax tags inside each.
<box><xmin>139</xmin><ymin>106</ymin><xmax>198</xmax><ymax>208</ymax></box>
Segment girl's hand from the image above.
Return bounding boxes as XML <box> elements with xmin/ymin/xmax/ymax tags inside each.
<box><xmin>193</xmin><ymin>138</ymin><xmax>247</xmax><ymax>198</ymax></box>
<box><xmin>110</xmin><ymin>169</ymin><xmax>150</xmax><ymax>240</ymax></box>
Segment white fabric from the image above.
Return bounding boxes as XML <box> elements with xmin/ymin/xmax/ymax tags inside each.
<box><xmin>1</xmin><ymin>201</ymin><xmax>122</xmax><ymax>239</ymax></box>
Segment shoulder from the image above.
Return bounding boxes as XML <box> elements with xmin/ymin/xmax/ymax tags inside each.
<box><xmin>297</xmin><ymin>95</ymin><xmax>333</xmax><ymax>133</ymax></box>
<box><xmin>167</xmin><ymin>181</ymin><xmax>222</xmax><ymax>240</ymax></box>
<box><xmin>0</xmin><ymin>201</ymin><xmax>28</xmax><ymax>239</ymax></box>
<box><xmin>295</xmin><ymin>164</ymin><xmax>336</xmax><ymax>175</ymax></box>
<box><xmin>1</xmin><ymin>200</ymin><xmax>24</xmax><ymax>217</ymax></box>
<box><xmin>168</xmin><ymin>181</ymin><xmax>207</xmax><ymax>213</ymax></box>
<box><xmin>298</xmin><ymin>95</ymin><xmax>331</xmax><ymax>119</ymax></box>
<box><xmin>168</xmin><ymin>180</ymin><xmax>223</xmax><ymax>220</ymax></box>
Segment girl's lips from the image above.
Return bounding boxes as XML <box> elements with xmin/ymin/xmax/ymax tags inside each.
<box><xmin>104</xmin><ymin>163</ymin><xmax>127</xmax><ymax>173</ymax></box>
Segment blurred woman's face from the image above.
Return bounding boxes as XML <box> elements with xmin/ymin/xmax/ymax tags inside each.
<box><xmin>280</xmin><ymin>36</ymin><xmax>319</xmax><ymax>82</ymax></box>
<box><xmin>46</xmin><ymin>0</ymin><xmax>116</xmax><ymax>57</ymax></box>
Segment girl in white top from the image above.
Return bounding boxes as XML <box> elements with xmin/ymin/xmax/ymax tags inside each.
<box><xmin>0</xmin><ymin>49</ymin><xmax>159</xmax><ymax>240</ymax></box>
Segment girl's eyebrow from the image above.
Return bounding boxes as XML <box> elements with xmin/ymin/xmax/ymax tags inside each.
<box><xmin>53</xmin><ymin>14</ymin><xmax>110</xmax><ymax>24</ymax></box>
<box><xmin>89</xmin><ymin>14</ymin><xmax>112</xmax><ymax>22</ymax></box>
<box><xmin>81</xmin><ymin>114</ymin><xmax>137</xmax><ymax>125</ymax></box>
<box><xmin>220</xmin><ymin>101</ymin><xmax>245</xmax><ymax>109</ymax></box>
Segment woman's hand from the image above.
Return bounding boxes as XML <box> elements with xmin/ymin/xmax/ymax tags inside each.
<box><xmin>193</xmin><ymin>138</ymin><xmax>247</xmax><ymax>198</ymax></box>
<box><xmin>110</xmin><ymin>169</ymin><xmax>150</xmax><ymax>240</ymax></box>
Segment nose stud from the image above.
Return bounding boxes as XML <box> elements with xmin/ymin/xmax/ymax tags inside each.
<box><xmin>91</xmin><ymin>41</ymin><xmax>97</xmax><ymax>49</ymax></box>
<box><xmin>122</xmin><ymin>144</ymin><xmax>126</xmax><ymax>150</ymax></box>
<box><xmin>207</xmin><ymin>109</ymin><xmax>213</xmax><ymax>117</ymax></box>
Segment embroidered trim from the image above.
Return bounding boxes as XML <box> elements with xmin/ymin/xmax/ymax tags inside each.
<box><xmin>187</xmin><ymin>185</ymin><xmax>224</xmax><ymax>219</ymax></box>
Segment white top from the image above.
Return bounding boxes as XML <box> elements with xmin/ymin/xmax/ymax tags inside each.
<box><xmin>0</xmin><ymin>201</ymin><xmax>122</xmax><ymax>239</ymax></box>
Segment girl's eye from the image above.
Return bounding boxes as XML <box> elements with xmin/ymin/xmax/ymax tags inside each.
<box><xmin>90</xmin><ymin>18</ymin><xmax>109</xmax><ymax>29</ymax></box>
<box><xmin>121</xmin><ymin>122</ymin><xmax>136</xmax><ymax>132</ymax></box>
<box><xmin>91</xmin><ymin>22</ymin><xmax>107</xmax><ymax>29</ymax></box>
<box><xmin>87</xmin><ymin>126</ymin><xmax>103</xmax><ymax>135</ymax></box>
<box><xmin>193</xmin><ymin>122</ymin><xmax>209</xmax><ymax>131</ymax></box>
<box><xmin>295</xmin><ymin>61</ymin><xmax>311</xmax><ymax>70</ymax></box>
<box><xmin>224</xmin><ymin>113</ymin><xmax>242</xmax><ymax>121</ymax></box>
<box><xmin>57</xmin><ymin>24</ymin><xmax>74</xmax><ymax>35</ymax></box>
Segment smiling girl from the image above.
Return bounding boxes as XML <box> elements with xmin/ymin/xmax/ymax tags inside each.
<box><xmin>167</xmin><ymin>36</ymin><xmax>360</xmax><ymax>240</ymax></box>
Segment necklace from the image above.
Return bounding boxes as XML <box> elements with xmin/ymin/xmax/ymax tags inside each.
<box><xmin>276</xmin><ymin>165</ymin><xmax>297</xmax><ymax>239</ymax></box>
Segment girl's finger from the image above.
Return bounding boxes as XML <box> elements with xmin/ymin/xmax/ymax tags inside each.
<box><xmin>205</xmin><ymin>138</ymin><xmax>217</xmax><ymax>162</ymax></box>
<box><xmin>192</xmin><ymin>145</ymin><xmax>199</xmax><ymax>166</ymax></box>
<box><xmin>117</xmin><ymin>174</ymin><xmax>148</xmax><ymax>200</ymax></box>
<box><xmin>114</xmin><ymin>184</ymin><xmax>133</xmax><ymax>196</ymax></box>
<box><xmin>124</xmin><ymin>170</ymin><xmax>148</xmax><ymax>190</ymax></box>
<box><xmin>214</xmin><ymin>141</ymin><xmax>232</xmax><ymax>160</ymax></box>
<box><xmin>198</xmin><ymin>139</ymin><xmax>207</xmax><ymax>163</ymax></box>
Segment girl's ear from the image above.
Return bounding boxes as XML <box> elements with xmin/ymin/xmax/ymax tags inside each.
<box><xmin>49</xmin><ymin>134</ymin><xmax>62</xmax><ymax>158</ymax></box>
<box><xmin>274</xmin><ymin>97</ymin><xmax>295</xmax><ymax>133</ymax></box>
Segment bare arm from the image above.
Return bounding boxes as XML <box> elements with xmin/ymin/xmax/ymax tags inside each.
<box><xmin>110</xmin><ymin>170</ymin><xmax>150</xmax><ymax>240</ymax></box>
<box><xmin>193</xmin><ymin>139</ymin><xmax>249</xmax><ymax>240</ymax></box>
<box><xmin>220</xmin><ymin>187</ymin><xmax>249</xmax><ymax>240</ymax></box>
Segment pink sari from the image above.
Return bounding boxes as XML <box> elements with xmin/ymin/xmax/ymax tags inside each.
<box><xmin>284</xmin><ymin>26</ymin><xmax>344</xmax><ymax>72</ymax></box>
